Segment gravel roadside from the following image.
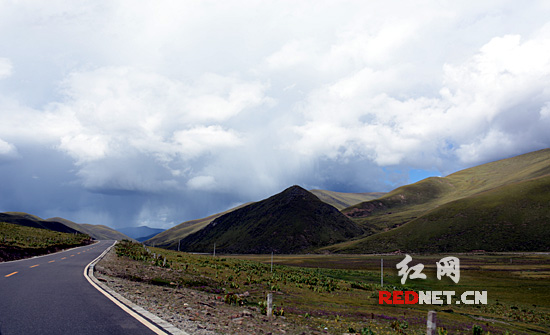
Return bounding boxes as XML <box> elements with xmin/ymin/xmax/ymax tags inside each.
<box><xmin>95</xmin><ymin>247</ymin><xmax>314</xmax><ymax>335</ymax></box>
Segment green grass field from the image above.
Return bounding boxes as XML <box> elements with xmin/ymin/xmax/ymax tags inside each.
<box><xmin>231</xmin><ymin>253</ymin><xmax>550</xmax><ymax>334</ymax></box>
<box><xmin>113</xmin><ymin>241</ymin><xmax>550</xmax><ymax>334</ymax></box>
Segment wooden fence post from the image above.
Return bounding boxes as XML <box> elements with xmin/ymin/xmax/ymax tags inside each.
<box><xmin>267</xmin><ymin>293</ymin><xmax>273</xmax><ymax>319</ymax></box>
<box><xmin>427</xmin><ymin>310</ymin><xmax>436</xmax><ymax>335</ymax></box>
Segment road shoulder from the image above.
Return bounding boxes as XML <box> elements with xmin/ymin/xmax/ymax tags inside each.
<box><xmin>84</xmin><ymin>241</ymin><xmax>189</xmax><ymax>335</ymax></box>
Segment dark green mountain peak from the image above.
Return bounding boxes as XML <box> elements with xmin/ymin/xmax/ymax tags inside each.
<box><xmin>178</xmin><ymin>185</ymin><xmax>366</xmax><ymax>254</ymax></box>
<box><xmin>280</xmin><ymin>184</ymin><xmax>314</xmax><ymax>200</ymax></box>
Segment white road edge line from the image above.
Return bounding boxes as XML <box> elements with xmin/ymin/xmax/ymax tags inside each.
<box><xmin>84</xmin><ymin>241</ymin><xmax>189</xmax><ymax>335</ymax></box>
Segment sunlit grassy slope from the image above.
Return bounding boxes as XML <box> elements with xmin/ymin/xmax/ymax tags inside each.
<box><xmin>4</xmin><ymin>212</ymin><xmax>43</xmax><ymax>221</ymax></box>
<box><xmin>309</xmin><ymin>190</ymin><xmax>385</xmax><ymax>210</ymax></box>
<box><xmin>343</xmin><ymin>149</ymin><xmax>550</xmax><ymax>230</ymax></box>
<box><xmin>329</xmin><ymin>149</ymin><xmax>550</xmax><ymax>252</ymax></box>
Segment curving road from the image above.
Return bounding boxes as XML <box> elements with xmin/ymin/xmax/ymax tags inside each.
<box><xmin>0</xmin><ymin>240</ymin><xmax>156</xmax><ymax>335</ymax></box>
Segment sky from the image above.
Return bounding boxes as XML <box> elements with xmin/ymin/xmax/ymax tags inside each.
<box><xmin>1</xmin><ymin>1</ymin><xmax>550</xmax><ymax>229</ymax></box>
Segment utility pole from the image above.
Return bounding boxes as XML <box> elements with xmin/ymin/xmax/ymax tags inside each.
<box><xmin>213</xmin><ymin>243</ymin><xmax>216</xmax><ymax>257</ymax></box>
<box><xmin>178</xmin><ymin>239</ymin><xmax>181</xmax><ymax>252</ymax></box>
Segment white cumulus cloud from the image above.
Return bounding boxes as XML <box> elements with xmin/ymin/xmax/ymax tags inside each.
<box><xmin>0</xmin><ymin>58</ymin><xmax>12</xmax><ymax>79</ymax></box>
<box><xmin>0</xmin><ymin>138</ymin><xmax>17</xmax><ymax>158</ymax></box>
<box><xmin>291</xmin><ymin>24</ymin><xmax>550</xmax><ymax>171</ymax></box>
<box><xmin>1</xmin><ymin>1</ymin><xmax>550</xmax><ymax>227</ymax></box>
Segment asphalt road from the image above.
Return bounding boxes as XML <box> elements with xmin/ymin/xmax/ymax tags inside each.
<box><xmin>0</xmin><ymin>240</ymin><xmax>156</xmax><ymax>335</ymax></box>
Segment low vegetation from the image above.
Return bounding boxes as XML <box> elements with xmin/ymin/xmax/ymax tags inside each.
<box><xmin>108</xmin><ymin>240</ymin><xmax>550</xmax><ymax>334</ymax></box>
<box><xmin>0</xmin><ymin>222</ymin><xmax>92</xmax><ymax>261</ymax></box>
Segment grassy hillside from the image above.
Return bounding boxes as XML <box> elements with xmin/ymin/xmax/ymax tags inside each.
<box><xmin>0</xmin><ymin>212</ymin><xmax>82</xmax><ymax>234</ymax></box>
<box><xmin>343</xmin><ymin>148</ymin><xmax>550</xmax><ymax>232</ymax></box>
<box><xmin>0</xmin><ymin>222</ymin><xmax>92</xmax><ymax>261</ymax></box>
<box><xmin>158</xmin><ymin>149</ymin><xmax>549</xmax><ymax>254</ymax></box>
<box><xmin>178</xmin><ymin>186</ymin><xmax>365</xmax><ymax>254</ymax></box>
<box><xmin>145</xmin><ymin>203</ymin><xmax>252</xmax><ymax>249</ymax></box>
<box><xmin>309</xmin><ymin>189</ymin><xmax>385</xmax><ymax>210</ymax></box>
<box><xmin>4</xmin><ymin>212</ymin><xmax>43</xmax><ymax>221</ymax></box>
<box><xmin>0</xmin><ymin>212</ymin><xmax>130</xmax><ymax>241</ymax></box>
<box><xmin>46</xmin><ymin>217</ymin><xmax>131</xmax><ymax>241</ymax></box>
<box><xmin>328</xmin><ymin>164</ymin><xmax>550</xmax><ymax>253</ymax></box>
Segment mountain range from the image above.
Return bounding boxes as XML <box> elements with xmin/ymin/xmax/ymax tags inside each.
<box><xmin>4</xmin><ymin>148</ymin><xmax>549</xmax><ymax>254</ymax></box>
<box><xmin>117</xmin><ymin>226</ymin><xmax>165</xmax><ymax>241</ymax></box>
<box><xmin>0</xmin><ymin>213</ymin><xmax>130</xmax><ymax>241</ymax></box>
<box><xmin>0</xmin><ymin>213</ymin><xmax>82</xmax><ymax>234</ymax></box>
<box><xmin>148</xmin><ymin>148</ymin><xmax>550</xmax><ymax>253</ymax></box>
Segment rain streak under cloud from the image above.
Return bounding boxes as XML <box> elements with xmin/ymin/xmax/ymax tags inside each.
<box><xmin>1</xmin><ymin>1</ymin><xmax>550</xmax><ymax>228</ymax></box>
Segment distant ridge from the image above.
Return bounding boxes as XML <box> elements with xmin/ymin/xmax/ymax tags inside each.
<box><xmin>47</xmin><ymin>217</ymin><xmax>131</xmax><ymax>241</ymax></box>
<box><xmin>118</xmin><ymin>226</ymin><xmax>164</xmax><ymax>241</ymax></box>
<box><xmin>309</xmin><ymin>189</ymin><xmax>385</xmax><ymax>210</ymax></box>
<box><xmin>0</xmin><ymin>212</ymin><xmax>131</xmax><ymax>241</ymax></box>
<box><xmin>0</xmin><ymin>213</ymin><xmax>81</xmax><ymax>234</ymax></box>
<box><xmin>178</xmin><ymin>185</ymin><xmax>366</xmax><ymax>254</ymax></box>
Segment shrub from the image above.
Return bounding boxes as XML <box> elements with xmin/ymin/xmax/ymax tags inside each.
<box><xmin>472</xmin><ymin>325</ymin><xmax>483</xmax><ymax>335</ymax></box>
